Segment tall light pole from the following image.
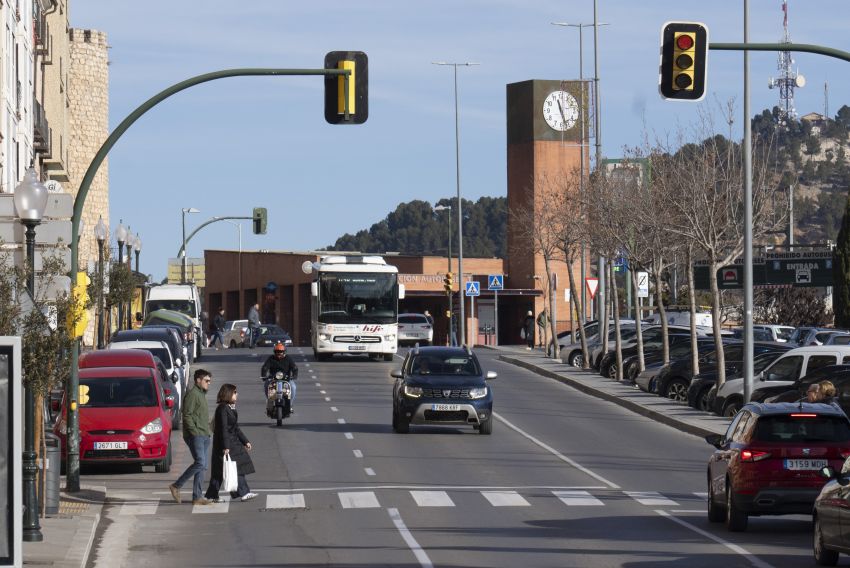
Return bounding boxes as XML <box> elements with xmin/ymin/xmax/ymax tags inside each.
<box><xmin>94</xmin><ymin>216</ymin><xmax>107</xmax><ymax>349</ymax></box>
<box><xmin>13</xmin><ymin>167</ymin><xmax>48</xmax><ymax>542</ymax></box>
<box><xmin>115</xmin><ymin>221</ymin><xmax>127</xmax><ymax>331</ymax></box>
<box><xmin>434</xmin><ymin>204</ymin><xmax>454</xmax><ymax>345</ymax></box>
<box><xmin>223</xmin><ymin>220</ymin><xmax>243</xmax><ymax>316</ymax></box>
<box><xmin>591</xmin><ymin>0</ymin><xmax>608</xmax><ymax>344</ymax></box>
<box><xmin>125</xmin><ymin>231</ymin><xmax>134</xmax><ymax>329</ymax></box>
<box><xmin>181</xmin><ymin>207</ymin><xmax>200</xmax><ymax>284</ymax></box>
<box><xmin>432</xmin><ymin>61</ymin><xmax>479</xmax><ymax>346</ymax></box>
<box><xmin>551</xmin><ymin>21</ymin><xmax>608</xmax><ymax>327</ymax></box>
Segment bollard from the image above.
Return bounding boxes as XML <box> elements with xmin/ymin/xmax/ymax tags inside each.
<box><xmin>41</xmin><ymin>433</ymin><xmax>61</xmax><ymax>514</ymax></box>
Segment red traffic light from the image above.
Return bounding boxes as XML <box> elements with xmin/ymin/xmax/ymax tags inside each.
<box><xmin>676</xmin><ymin>34</ymin><xmax>694</xmax><ymax>50</ymax></box>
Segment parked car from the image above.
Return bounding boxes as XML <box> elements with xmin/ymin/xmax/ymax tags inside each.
<box><xmin>813</xmin><ymin>456</ymin><xmax>850</xmax><ymax>565</ymax></box>
<box><xmin>706</xmin><ymin>402</ymin><xmax>850</xmax><ymax>532</ymax></box>
<box><xmin>756</xmin><ymin>365</ymin><xmax>850</xmax><ymax>408</ymax></box>
<box><xmin>140</xmin><ymin>324</ymin><xmax>192</xmax><ymax>368</ymax></box>
<box><xmin>391</xmin><ymin>346</ymin><xmax>496</xmax><ymax>434</ymax></box>
<box><xmin>714</xmin><ymin>346</ymin><xmax>850</xmax><ymax>417</ymax></box>
<box><xmin>790</xmin><ymin>327</ymin><xmax>843</xmax><ymax>347</ymax></box>
<box><xmin>112</xmin><ymin>327</ymin><xmax>187</xmax><ymax>377</ymax></box>
<box><xmin>254</xmin><ymin>324</ymin><xmax>294</xmax><ymax>347</ymax></box>
<box><xmin>54</xmin><ymin>366</ymin><xmax>174</xmax><ymax>472</ymax></box>
<box><xmin>144</xmin><ymin>283</ymin><xmax>203</xmax><ymax>360</ymax></box>
<box><xmin>142</xmin><ymin>309</ymin><xmax>197</xmax><ymax>362</ymax></box>
<box><xmin>397</xmin><ymin>313</ymin><xmax>434</xmax><ymax>346</ymax></box>
<box><xmin>824</xmin><ymin>332</ymin><xmax>850</xmax><ymax>346</ymax></box>
<box><xmin>634</xmin><ymin>339</ymin><xmax>717</xmax><ymax>396</ymax></box>
<box><xmin>687</xmin><ymin>348</ymin><xmax>792</xmax><ymax>411</ymax></box>
<box><xmin>561</xmin><ymin>323</ymin><xmax>637</xmax><ymax>368</ymax></box>
<box><xmin>108</xmin><ymin>339</ymin><xmax>185</xmax><ymax>393</ymax></box>
<box><xmin>597</xmin><ymin>326</ymin><xmax>698</xmax><ymax>378</ymax></box>
<box><xmin>752</xmin><ymin>324</ymin><xmax>795</xmax><ymax>343</ymax></box>
<box><xmin>222</xmin><ymin>319</ymin><xmax>249</xmax><ymax>348</ymax></box>
<box><xmin>79</xmin><ymin>348</ymin><xmax>181</xmax><ymax>430</ymax></box>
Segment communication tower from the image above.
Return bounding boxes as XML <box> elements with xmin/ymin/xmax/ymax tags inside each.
<box><xmin>768</xmin><ymin>0</ymin><xmax>805</xmax><ymax>125</ymax></box>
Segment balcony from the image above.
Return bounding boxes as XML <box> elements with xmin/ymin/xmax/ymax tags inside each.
<box><xmin>33</xmin><ymin>98</ymin><xmax>51</xmax><ymax>156</ymax></box>
<box><xmin>34</xmin><ymin>17</ymin><xmax>50</xmax><ymax>56</ymax></box>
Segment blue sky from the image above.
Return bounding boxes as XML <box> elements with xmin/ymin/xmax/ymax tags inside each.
<box><xmin>71</xmin><ymin>1</ymin><xmax>850</xmax><ymax>281</ymax></box>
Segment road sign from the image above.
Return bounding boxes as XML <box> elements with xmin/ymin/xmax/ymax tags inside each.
<box><xmin>465</xmin><ymin>281</ymin><xmax>480</xmax><ymax>296</ymax></box>
<box><xmin>585</xmin><ymin>278</ymin><xmax>599</xmax><ymax>299</ymax></box>
<box><xmin>637</xmin><ymin>271</ymin><xmax>649</xmax><ymax>298</ymax></box>
<box><xmin>692</xmin><ymin>250</ymin><xmax>833</xmax><ymax>289</ymax></box>
<box><xmin>487</xmin><ymin>274</ymin><xmax>504</xmax><ymax>290</ymax></box>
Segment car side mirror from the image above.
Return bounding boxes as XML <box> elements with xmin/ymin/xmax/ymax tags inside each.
<box><xmin>485</xmin><ymin>371</ymin><xmax>498</xmax><ymax>380</ymax></box>
<box><xmin>705</xmin><ymin>433</ymin><xmax>723</xmax><ymax>449</ymax></box>
<box><xmin>390</xmin><ymin>369</ymin><xmax>403</xmax><ymax>379</ymax></box>
<box><xmin>171</xmin><ymin>374</ymin><xmax>179</xmax><ymax>384</ymax></box>
<box><xmin>165</xmin><ymin>398</ymin><xmax>175</xmax><ymax>409</ymax></box>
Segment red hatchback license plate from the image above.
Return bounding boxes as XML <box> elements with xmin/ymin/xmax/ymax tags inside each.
<box><xmin>784</xmin><ymin>459</ymin><xmax>827</xmax><ymax>470</ymax></box>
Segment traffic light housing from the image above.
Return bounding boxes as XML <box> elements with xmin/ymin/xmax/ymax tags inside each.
<box><xmin>324</xmin><ymin>51</ymin><xmax>368</xmax><ymax>125</ymax></box>
<box><xmin>252</xmin><ymin>207</ymin><xmax>267</xmax><ymax>235</ymax></box>
<box><xmin>443</xmin><ymin>272</ymin><xmax>454</xmax><ymax>294</ymax></box>
<box><xmin>66</xmin><ymin>271</ymin><xmax>90</xmax><ymax>338</ymax></box>
<box><xmin>79</xmin><ymin>384</ymin><xmax>90</xmax><ymax>406</ymax></box>
<box><xmin>659</xmin><ymin>22</ymin><xmax>708</xmax><ymax>101</ymax></box>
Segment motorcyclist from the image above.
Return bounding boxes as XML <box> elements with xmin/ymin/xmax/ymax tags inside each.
<box><xmin>261</xmin><ymin>342</ymin><xmax>298</xmax><ymax>413</ymax></box>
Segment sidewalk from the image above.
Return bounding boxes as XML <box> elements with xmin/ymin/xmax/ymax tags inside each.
<box><xmin>23</xmin><ymin>484</ymin><xmax>105</xmax><ymax>568</ymax></box>
<box><xmin>490</xmin><ymin>344</ymin><xmax>732</xmax><ymax>438</ymax></box>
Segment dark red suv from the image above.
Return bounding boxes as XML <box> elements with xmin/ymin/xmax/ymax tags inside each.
<box><xmin>706</xmin><ymin>402</ymin><xmax>850</xmax><ymax>531</ymax></box>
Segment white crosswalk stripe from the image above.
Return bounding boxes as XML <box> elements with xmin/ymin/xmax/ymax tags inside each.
<box><xmin>266</xmin><ymin>494</ymin><xmax>306</xmax><ymax>509</ymax></box>
<box><xmin>624</xmin><ymin>491</ymin><xmax>679</xmax><ymax>507</ymax></box>
<box><xmin>693</xmin><ymin>492</ymin><xmax>708</xmax><ymax>500</ymax></box>
<box><xmin>553</xmin><ymin>490</ymin><xmax>605</xmax><ymax>506</ymax></box>
<box><xmin>339</xmin><ymin>491</ymin><xmax>381</xmax><ymax>509</ymax></box>
<box><xmin>410</xmin><ymin>491</ymin><xmax>455</xmax><ymax>507</ymax></box>
<box><xmin>481</xmin><ymin>491</ymin><xmax>531</xmax><ymax>507</ymax></box>
<box><xmin>119</xmin><ymin>501</ymin><xmax>159</xmax><ymax>515</ymax></box>
<box><xmin>193</xmin><ymin>496</ymin><xmax>230</xmax><ymax>514</ymax></box>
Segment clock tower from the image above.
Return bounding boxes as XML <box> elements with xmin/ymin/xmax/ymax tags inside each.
<box><xmin>506</xmin><ymin>79</ymin><xmax>589</xmax><ymax>333</ymax></box>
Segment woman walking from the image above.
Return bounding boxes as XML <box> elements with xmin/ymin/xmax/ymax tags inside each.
<box><xmin>205</xmin><ymin>383</ymin><xmax>257</xmax><ymax>502</ymax></box>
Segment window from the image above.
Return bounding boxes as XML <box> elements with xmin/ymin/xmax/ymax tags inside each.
<box><xmin>764</xmin><ymin>356</ymin><xmax>803</xmax><ymax>382</ymax></box>
<box><xmin>81</xmin><ymin>378</ymin><xmax>157</xmax><ymax>408</ymax></box>
<box><xmin>807</xmin><ymin>356</ymin><xmax>838</xmax><ymax>375</ymax></box>
<box><xmin>732</xmin><ymin>412</ymin><xmax>752</xmax><ymax>442</ymax></box>
<box><xmin>753</xmin><ymin>415</ymin><xmax>850</xmax><ymax>443</ymax></box>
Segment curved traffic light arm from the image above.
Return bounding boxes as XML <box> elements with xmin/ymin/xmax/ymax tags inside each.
<box><xmin>710</xmin><ymin>42</ymin><xmax>850</xmax><ymax>64</ymax></box>
<box><xmin>176</xmin><ymin>215</ymin><xmax>252</xmax><ymax>258</ymax></box>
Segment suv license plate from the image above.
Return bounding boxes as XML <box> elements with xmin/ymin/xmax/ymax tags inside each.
<box><xmin>94</xmin><ymin>441</ymin><xmax>128</xmax><ymax>450</ymax></box>
<box><xmin>784</xmin><ymin>459</ymin><xmax>828</xmax><ymax>470</ymax></box>
<box><xmin>348</xmin><ymin>345</ymin><xmax>367</xmax><ymax>351</ymax></box>
<box><xmin>432</xmin><ymin>404</ymin><xmax>461</xmax><ymax>411</ymax></box>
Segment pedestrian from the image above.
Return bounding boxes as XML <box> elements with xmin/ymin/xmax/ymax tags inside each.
<box><xmin>169</xmin><ymin>369</ymin><xmax>213</xmax><ymax>506</ymax></box>
<box><xmin>247</xmin><ymin>303</ymin><xmax>261</xmax><ymax>349</ymax></box>
<box><xmin>424</xmin><ymin>310</ymin><xmax>434</xmax><ymax>326</ymax></box>
<box><xmin>819</xmin><ymin>380</ymin><xmax>837</xmax><ymax>404</ymax></box>
<box><xmin>523</xmin><ymin>310</ymin><xmax>535</xmax><ymax>350</ymax></box>
<box><xmin>205</xmin><ymin>383</ymin><xmax>257</xmax><ymax>502</ymax></box>
<box><xmin>208</xmin><ymin>307</ymin><xmax>226</xmax><ymax>350</ymax></box>
<box><xmin>199</xmin><ymin>311</ymin><xmax>209</xmax><ymax>348</ymax></box>
<box><xmin>806</xmin><ymin>383</ymin><xmax>822</xmax><ymax>403</ymax></box>
<box><xmin>536</xmin><ymin>310</ymin><xmax>548</xmax><ymax>349</ymax></box>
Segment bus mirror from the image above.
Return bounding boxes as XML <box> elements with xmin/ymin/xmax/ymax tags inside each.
<box><xmin>398</xmin><ymin>284</ymin><xmax>405</xmax><ymax>300</ymax></box>
<box><xmin>311</xmin><ymin>282</ymin><xmax>318</xmax><ymax>297</ymax></box>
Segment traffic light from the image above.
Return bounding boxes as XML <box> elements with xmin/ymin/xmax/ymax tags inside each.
<box><xmin>324</xmin><ymin>51</ymin><xmax>368</xmax><ymax>125</ymax></box>
<box><xmin>443</xmin><ymin>272</ymin><xmax>454</xmax><ymax>294</ymax></box>
<box><xmin>659</xmin><ymin>21</ymin><xmax>708</xmax><ymax>101</ymax></box>
<box><xmin>252</xmin><ymin>207</ymin><xmax>267</xmax><ymax>235</ymax></box>
<box><xmin>78</xmin><ymin>384</ymin><xmax>90</xmax><ymax>406</ymax></box>
<box><xmin>66</xmin><ymin>271</ymin><xmax>90</xmax><ymax>338</ymax></box>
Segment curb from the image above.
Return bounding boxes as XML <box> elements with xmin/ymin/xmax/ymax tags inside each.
<box><xmin>498</xmin><ymin>354</ymin><xmax>721</xmax><ymax>439</ymax></box>
<box><xmin>65</xmin><ymin>484</ymin><xmax>106</xmax><ymax>568</ymax></box>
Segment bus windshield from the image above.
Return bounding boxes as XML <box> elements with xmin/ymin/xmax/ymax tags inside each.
<box><xmin>319</xmin><ymin>273</ymin><xmax>397</xmax><ymax>324</ymax></box>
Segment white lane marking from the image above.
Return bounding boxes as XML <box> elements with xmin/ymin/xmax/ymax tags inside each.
<box><xmin>410</xmin><ymin>491</ymin><xmax>455</xmax><ymax>507</ymax></box>
<box><xmin>337</xmin><ymin>418</ymin><xmax>346</xmax><ymax>424</ymax></box>
<box><xmin>339</xmin><ymin>491</ymin><xmax>380</xmax><ymax>509</ymax></box>
<box><xmin>494</xmin><ymin>412</ymin><xmax>620</xmax><ymax>489</ymax></box>
<box><xmin>353</xmin><ymin>449</ymin><xmax>363</xmax><ymax>458</ymax></box>
<box><xmin>266</xmin><ymin>494</ymin><xmax>306</xmax><ymax>509</ymax></box>
<box><xmin>694</xmin><ymin>492</ymin><xmax>708</xmax><ymax>500</ymax></box>
<box><xmin>315</xmin><ymin>382</ymin><xmax>321</xmax><ymax>387</ymax></box>
<box><xmin>481</xmin><ymin>490</ymin><xmax>531</xmax><ymax>507</ymax></box>
<box><xmin>553</xmin><ymin>490</ymin><xmax>604</xmax><ymax>507</ymax></box>
<box><xmin>670</xmin><ymin>510</ymin><xmax>705</xmax><ymax>514</ymax></box>
<box><xmin>656</xmin><ymin>510</ymin><xmax>774</xmax><ymax>568</ymax></box>
<box><xmin>331</xmin><ymin>406</ymin><xmax>339</xmax><ymax>412</ymax></box>
<box><xmin>365</xmin><ymin>468</ymin><xmax>376</xmax><ymax>476</ymax></box>
<box><xmin>394</xmin><ymin>354</ymin><xmax>405</xmax><ymax>360</ymax></box>
<box><xmin>305</xmin><ymin>364</ymin><xmax>311</xmax><ymax>368</ymax></box>
<box><xmin>118</xmin><ymin>500</ymin><xmax>158</xmax><ymax>515</ymax></box>
<box><xmin>344</xmin><ymin>433</ymin><xmax>354</xmax><ymax>440</ymax></box>
<box><xmin>325</xmin><ymin>397</ymin><xmax>332</xmax><ymax>402</ymax></box>
<box><xmin>625</xmin><ymin>491</ymin><xmax>679</xmax><ymax>507</ymax></box>
<box><xmin>388</xmin><ymin>508</ymin><xmax>433</xmax><ymax>568</ymax></box>
<box><xmin>320</xmin><ymin>390</ymin><xmax>327</xmax><ymax>394</ymax></box>
<box><xmin>193</xmin><ymin>496</ymin><xmax>230</xmax><ymax>513</ymax></box>
<box><xmin>151</xmin><ymin>484</ymin><xmax>608</xmax><ymax>495</ymax></box>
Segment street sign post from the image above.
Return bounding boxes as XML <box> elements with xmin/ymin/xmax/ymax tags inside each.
<box><xmin>637</xmin><ymin>272</ymin><xmax>649</xmax><ymax>298</ymax></box>
<box><xmin>487</xmin><ymin>275</ymin><xmax>503</xmax><ymax>347</ymax></box>
<box><xmin>465</xmin><ymin>281</ymin><xmax>480</xmax><ymax>296</ymax></box>
<box><xmin>585</xmin><ymin>277</ymin><xmax>599</xmax><ymax>299</ymax></box>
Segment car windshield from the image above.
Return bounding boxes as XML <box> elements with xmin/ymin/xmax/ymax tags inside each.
<box><xmin>753</xmin><ymin>415</ymin><xmax>850</xmax><ymax>443</ymax></box>
<box><xmin>318</xmin><ymin>272</ymin><xmax>398</xmax><ymax>324</ymax></box>
<box><xmin>81</xmin><ymin>378</ymin><xmax>157</xmax><ymax>408</ymax></box>
<box><xmin>146</xmin><ymin>300</ymin><xmax>197</xmax><ymax>318</ymax></box>
<box><xmin>411</xmin><ymin>354</ymin><xmax>480</xmax><ymax>376</ymax></box>
<box><xmin>260</xmin><ymin>326</ymin><xmax>284</xmax><ymax>335</ymax></box>
<box><xmin>776</xmin><ymin>327</ymin><xmax>794</xmax><ymax>341</ymax></box>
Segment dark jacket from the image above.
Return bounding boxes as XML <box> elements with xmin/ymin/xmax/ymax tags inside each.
<box><xmin>248</xmin><ymin>306</ymin><xmax>261</xmax><ymax>329</ymax></box>
<box><xmin>213</xmin><ymin>313</ymin><xmax>225</xmax><ymax>332</ymax></box>
<box><xmin>262</xmin><ymin>354</ymin><xmax>298</xmax><ymax>379</ymax></box>
<box><xmin>523</xmin><ymin>315</ymin><xmax>535</xmax><ymax>337</ymax></box>
<box><xmin>210</xmin><ymin>403</ymin><xmax>254</xmax><ymax>478</ymax></box>
<box><xmin>182</xmin><ymin>385</ymin><xmax>211</xmax><ymax>439</ymax></box>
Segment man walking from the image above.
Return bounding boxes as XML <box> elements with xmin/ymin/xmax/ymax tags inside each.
<box><xmin>169</xmin><ymin>369</ymin><xmax>213</xmax><ymax>505</ymax></box>
<box><xmin>208</xmin><ymin>307</ymin><xmax>226</xmax><ymax>350</ymax></box>
<box><xmin>247</xmin><ymin>303</ymin><xmax>261</xmax><ymax>349</ymax></box>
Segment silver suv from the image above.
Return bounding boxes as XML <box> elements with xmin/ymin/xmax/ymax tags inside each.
<box><xmin>398</xmin><ymin>313</ymin><xmax>434</xmax><ymax>346</ymax></box>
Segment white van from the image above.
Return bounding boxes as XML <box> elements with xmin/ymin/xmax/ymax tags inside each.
<box><xmin>144</xmin><ymin>284</ymin><xmax>203</xmax><ymax>360</ymax></box>
<box><xmin>714</xmin><ymin>345</ymin><xmax>850</xmax><ymax>416</ymax></box>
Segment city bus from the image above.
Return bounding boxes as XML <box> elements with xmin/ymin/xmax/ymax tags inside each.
<box><xmin>302</xmin><ymin>255</ymin><xmax>404</xmax><ymax>361</ymax></box>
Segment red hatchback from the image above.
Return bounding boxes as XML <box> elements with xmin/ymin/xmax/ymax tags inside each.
<box><xmin>55</xmin><ymin>366</ymin><xmax>174</xmax><ymax>472</ymax></box>
<box><xmin>706</xmin><ymin>402</ymin><xmax>850</xmax><ymax>531</ymax></box>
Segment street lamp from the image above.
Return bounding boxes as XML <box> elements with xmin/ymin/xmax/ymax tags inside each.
<box><xmin>181</xmin><ymin>207</ymin><xmax>200</xmax><ymax>283</ymax></box>
<box><xmin>125</xmin><ymin>232</ymin><xmax>135</xmax><ymax>329</ymax></box>
<box><xmin>434</xmin><ymin>204</ymin><xmax>454</xmax><ymax>345</ymax></box>
<box><xmin>94</xmin><ymin>216</ymin><xmax>107</xmax><ymax>349</ymax></box>
<box><xmin>115</xmin><ymin>221</ymin><xmax>127</xmax><ymax>330</ymax></box>
<box><xmin>223</xmin><ymin>220</ymin><xmax>243</xmax><ymax>316</ymax></box>
<box><xmin>134</xmin><ymin>233</ymin><xmax>142</xmax><ymax>274</ymax></box>
<box><xmin>13</xmin><ymin>166</ymin><xmax>48</xmax><ymax>542</ymax></box>
<box><xmin>432</xmin><ymin>61</ymin><xmax>478</xmax><ymax>346</ymax></box>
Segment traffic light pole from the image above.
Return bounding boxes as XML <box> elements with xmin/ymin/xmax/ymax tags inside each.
<box><xmin>176</xmin><ymin>215</ymin><xmax>254</xmax><ymax>259</ymax></box>
<box><xmin>65</xmin><ymin>66</ymin><xmax>353</xmax><ymax>492</ymax></box>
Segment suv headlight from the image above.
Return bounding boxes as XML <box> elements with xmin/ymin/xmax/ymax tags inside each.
<box><xmin>469</xmin><ymin>387</ymin><xmax>488</xmax><ymax>399</ymax></box>
<box><xmin>404</xmin><ymin>385</ymin><xmax>423</xmax><ymax>398</ymax></box>
<box><xmin>141</xmin><ymin>417</ymin><xmax>163</xmax><ymax>434</ymax></box>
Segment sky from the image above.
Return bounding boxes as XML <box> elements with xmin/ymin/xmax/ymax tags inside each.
<box><xmin>70</xmin><ymin>1</ymin><xmax>850</xmax><ymax>281</ymax></box>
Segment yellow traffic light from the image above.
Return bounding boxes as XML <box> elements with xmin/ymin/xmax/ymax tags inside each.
<box><xmin>324</xmin><ymin>51</ymin><xmax>369</xmax><ymax>125</ymax></box>
<box><xmin>444</xmin><ymin>272</ymin><xmax>454</xmax><ymax>294</ymax></box>
<box><xmin>672</xmin><ymin>32</ymin><xmax>696</xmax><ymax>91</ymax></box>
<box><xmin>659</xmin><ymin>22</ymin><xmax>708</xmax><ymax>101</ymax></box>
<box><xmin>78</xmin><ymin>384</ymin><xmax>90</xmax><ymax>405</ymax></box>
<box><xmin>66</xmin><ymin>271</ymin><xmax>90</xmax><ymax>338</ymax></box>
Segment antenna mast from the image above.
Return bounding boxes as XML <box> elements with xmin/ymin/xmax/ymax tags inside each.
<box><xmin>768</xmin><ymin>0</ymin><xmax>804</xmax><ymax>125</ymax></box>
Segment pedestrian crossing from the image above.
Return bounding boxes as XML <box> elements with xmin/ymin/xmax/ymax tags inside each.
<box><xmin>111</xmin><ymin>489</ymin><xmax>708</xmax><ymax>515</ymax></box>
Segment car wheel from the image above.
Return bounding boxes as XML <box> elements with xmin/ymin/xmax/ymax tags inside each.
<box><xmin>666</xmin><ymin>379</ymin><xmax>689</xmax><ymax>403</ymax></box>
<box><xmin>723</xmin><ymin>399</ymin><xmax>742</xmax><ymax>418</ymax></box>
<box><xmin>607</xmin><ymin>363</ymin><xmax>617</xmax><ymax>380</ymax></box>
<box><xmin>814</xmin><ymin>514</ymin><xmax>840</xmax><ymax>566</ymax></box>
<box><xmin>697</xmin><ymin>389</ymin><xmax>711</xmax><ymax>411</ymax></box>
<box><xmin>707</xmin><ymin>476</ymin><xmax>724</xmax><ymax>523</ymax></box>
<box><xmin>568</xmin><ymin>351</ymin><xmax>583</xmax><ymax>368</ymax></box>
<box><xmin>393</xmin><ymin>411</ymin><xmax>409</xmax><ymax>434</ymax></box>
<box><xmin>155</xmin><ymin>444</ymin><xmax>172</xmax><ymax>474</ymax></box>
<box><xmin>725</xmin><ymin>481</ymin><xmax>748</xmax><ymax>531</ymax></box>
<box><xmin>479</xmin><ymin>418</ymin><xmax>493</xmax><ymax>435</ymax></box>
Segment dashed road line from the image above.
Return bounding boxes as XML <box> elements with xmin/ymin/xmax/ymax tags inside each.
<box><xmin>344</xmin><ymin>433</ymin><xmax>354</xmax><ymax>440</ymax></box>
<box><xmin>365</xmin><ymin>468</ymin><xmax>376</xmax><ymax>476</ymax></box>
<box><xmin>337</xmin><ymin>418</ymin><xmax>346</xmax><ymax>424</ymax></box>
<box><xmin>353</xmin><ymin>450</ymin><xmax>363</xmax><ymax>458</ymax></box>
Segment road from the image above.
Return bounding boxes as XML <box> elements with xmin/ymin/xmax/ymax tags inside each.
<box><xmin>84</xmin><ymin>346</ymin><xmax>816</xmax><ymax>567</ymax></box>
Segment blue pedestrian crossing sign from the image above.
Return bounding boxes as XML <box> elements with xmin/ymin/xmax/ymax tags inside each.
<box><xmin>465</xmin><ymin>281</ymin><xmax>481</xmax><ymax>296</ymax></box>
<box><xmin>487</xmin><ymin>274</ymin><xmax>504</xmax><ymax>290</ymax></box>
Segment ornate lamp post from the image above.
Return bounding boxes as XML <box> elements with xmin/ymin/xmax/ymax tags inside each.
<box><xmin>125</xmin><ymin>232</ymin><xmax>134</xmax><ymax>329</ymax></box>
<box><xmin>13</xmin><ymin>167</ymin><xmax>49</xmax><ymax>542</ymax></box>
<box><xmin>94</xmin><ymin>216</ymin><xmax>107</xmax><ymax>349</ymax></box>
<box><xmin>115</xmin><ymin>221</ymin><xmax>127</xmax><ymax>330</ymax></box>
<box><xmin>181</xmin><ymin>207</ymin><xmax>200</xmax><ymax>283</ymax></box>
<box><xmin>134</xmin><ymin>233</ymin><xmax>142</xmax><ymax>274</ymax></box>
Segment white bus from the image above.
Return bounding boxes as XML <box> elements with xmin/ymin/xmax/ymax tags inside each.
<box><xmin>302</xmin><ymin>255</ymin><xmax>405</xmax><ymax>361</ymax></box>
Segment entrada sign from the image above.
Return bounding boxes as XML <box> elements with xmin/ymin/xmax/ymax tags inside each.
<box><xmin>693</xmin><ymin>250</ymin><xmax>833</xmax><ymax>290</ymax></box>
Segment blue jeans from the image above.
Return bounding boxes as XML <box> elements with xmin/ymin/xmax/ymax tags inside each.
<box><xmin>249</xmin><ymin>327</ymin><xmax>260</xmax><ymax>347</ymax></box>
<box><xmin>208</xmin><ymin>330</ymin><xmax>224</xmax><ymax>348</ymax></box>
<box><xmin>174</xmin><ymin>435</ymin><xmax>211</xmax><ymax>500</ymax></box>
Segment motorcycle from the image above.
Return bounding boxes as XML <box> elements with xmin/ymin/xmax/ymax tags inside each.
<box><xmin>264</xmin><ymin>371</ymin><xmax>292</xmax><ymax>426</ymax></box>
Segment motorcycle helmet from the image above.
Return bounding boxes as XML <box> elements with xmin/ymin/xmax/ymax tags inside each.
<box><xmin>274</xmin><ymin>342</ymin><xmax>286</xmax><ymax>354</ymax></box>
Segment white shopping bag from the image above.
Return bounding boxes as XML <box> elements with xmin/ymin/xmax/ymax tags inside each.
<box><xmin>222</xmin><ymin>454</ymin><xmax>238</xmax><ymax>493</ymax></box>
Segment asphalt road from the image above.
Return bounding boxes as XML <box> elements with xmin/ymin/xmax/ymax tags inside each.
<box><xmin>84</xmin><ymin>346</ymin><xmax>818</xmax><ymax>568</ymax></box>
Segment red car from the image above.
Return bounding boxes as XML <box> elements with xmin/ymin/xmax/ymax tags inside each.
<box><xmin>706</xmin><ymin>402</ymin><xmax>850</xmax><ymax>532</ymax></box>
<box><xmin>79</xmin><ymin>348</ymin><xmax>180</xmax><ymax>429</ymax></box>
<box><xmin>55</xmin><ymin>366</ymin><xmax>174</xmax><ymax>472</ymax></box>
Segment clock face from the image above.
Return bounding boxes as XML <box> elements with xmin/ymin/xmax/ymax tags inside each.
<box><xmin>542</xmin><ymin>90</ymin><xmax>579</xmax><ymax>131</ymax></box>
